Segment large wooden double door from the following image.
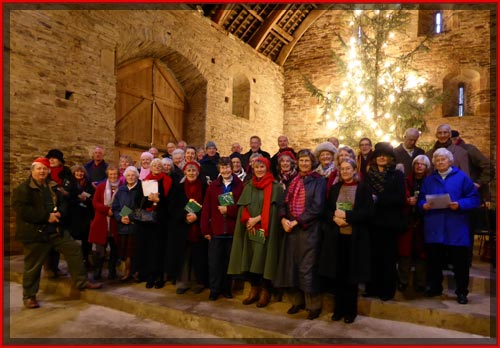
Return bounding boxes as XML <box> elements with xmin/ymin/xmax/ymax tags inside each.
<box><xmin>116</xmin><ymin>58</ymin><xmax>185</xmax><ymax>161</ymax></box>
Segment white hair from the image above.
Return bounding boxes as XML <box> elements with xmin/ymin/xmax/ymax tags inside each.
<box><xmin>161</xmin><ymin>157</ymin><xmax>173</xmax><ymax>165</ymax></box>
<box><xmin>432</xmin><ymin>148</ymin><xmax>454</xmax><ymax>164</ymax></box>
<box><xmin>123</xmin><ymin>165</ymin><xmax>140</xmax><ymax>178</ymax></box>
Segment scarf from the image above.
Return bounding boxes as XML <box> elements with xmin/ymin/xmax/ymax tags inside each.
<box><xmin>367</xmin><ymin>165</ymin><xmax>388</xmax><ymax>194</ymax></box>
<box><xmin>314</xmin><ymin>162</ymin><xmax>336</xmax><ymax>178</ymax></box>
<box><xmin>431</xmin><ymin>139</ymin><xmax>452</xmax><ymax>151</ymax></box>
<box><xmin>50</xmin><ymin>166</ymin><xmax>63</xmax><ymax>185</ymax></box>
<box><xmin>145</xmin><ymin>172</ymin><xmax>173</xmax><ymax>197</ymax></box>
<box><xmin>286</xmin><ymin>171</ymin><xmax>310</xmax><ymax>219</ymax></box>
<box><xmin>184</xmin><ymin>178</ymin><xmax>203</xmax><ymax>205</ymax></box>
<box><xmin>104</xmin><ymin>179</ymin><xmax>120</xmax><ymax>207</ymax></box>
<box><xmin>279</xmin><ymin>167</ymin><xmax>297</xmax><ymax>187</ymax></box>
<box><xmin>184</xmin><ymin>178</ymin><xmax>203</xmax><ymax>242</ymax></box>
<box><xmin>235</xmin><ymin>168</ymin><xmax>246</xmax><ymax>182</ymax></box>
<box><xmin>139</xmin><ymin>167</ymin><xmax>151</xmax><ymax>181</ymax></box>
<box><xmin>251</xmin><ymin>172</ymin><xmax>274</xmax><ymax>237</ymax></box>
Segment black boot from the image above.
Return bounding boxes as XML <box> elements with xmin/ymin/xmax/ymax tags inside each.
<box><xmin>93</xmin><ymin>257</ymin><xmax>104</xmax><ymax>281</ymax></box>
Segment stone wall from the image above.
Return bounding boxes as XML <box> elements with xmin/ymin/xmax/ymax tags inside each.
<box><xmin>283</xmin><ymin>8</ymin><xmax>495</xmax><ymax>158</ymax></box>
<box><xmin>6</xmin><ymin>5</ymin><xmax>284</xmax><ymax>253</ymax></box>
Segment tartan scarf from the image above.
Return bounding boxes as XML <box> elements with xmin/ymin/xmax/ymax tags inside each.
<box><xmin>367</xmin><ymin>165</ymin><xmax>388</xmax><ymax>194</ymax></box>
<box><xmin>286</xmin><ymin>171</ymin><xmax>311</xmax><ymax>219</ymax></box>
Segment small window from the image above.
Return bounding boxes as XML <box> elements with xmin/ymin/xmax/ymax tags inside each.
<box><xmin>458</xmin><ymin>83</ymin><xmax>465</xmax><ymax>117</ymax></box>
<box><xmin>232</xmin><ymin>73</ymin><xmax>250</xmax><ymax>119</ymax></box>
<box><xmin>435</xmin><ymin>12</ymin><xmax>442</xmax><ymax>34</ymax></box>
<box><xmin>357</xmin><ymin>26</ymin><xmax>362</xmax><ymax>43</ymax></box>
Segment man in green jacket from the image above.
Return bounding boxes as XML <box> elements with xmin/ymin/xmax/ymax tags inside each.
<box><xmin>12</xmin><ymin>157</ymin><xmax>102</xmax><ymax>309</ymax></box>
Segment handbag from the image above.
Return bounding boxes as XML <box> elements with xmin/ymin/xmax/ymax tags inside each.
<box><xmin>131</xmin><ymin>197</ymin><xmax>158</xmax><ymax>223</ymax></box>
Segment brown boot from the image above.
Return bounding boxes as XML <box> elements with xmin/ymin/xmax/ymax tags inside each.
<box><xmin>242</xmin><ymin>286</ymin><xmax>260</xmax><ymax>305</ymax></box>
<box><xmin>256</xmin><ymin>287</ymin><xmax>270</xmax><ymax>308</ymax></box>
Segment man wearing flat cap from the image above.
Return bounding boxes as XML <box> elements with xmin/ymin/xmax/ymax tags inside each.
<box><xmin>12</xmin><ymin>157</ymin><xmax>102</xmax><ymax>309</ymax></box>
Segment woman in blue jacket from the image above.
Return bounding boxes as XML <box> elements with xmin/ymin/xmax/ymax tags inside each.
<box><xmin>418</xmin><ymin>148</ymin><xmax>480</xmax><ymax>304</ymax></box>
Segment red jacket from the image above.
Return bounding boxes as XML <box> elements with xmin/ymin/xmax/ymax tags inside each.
<box><xmin>201</xmin><ymin>174</ymin><xmax>244</xmax><ymax>237</ymax></box>
<box><xmin>89</xmin><ymin>182</ymin><xmax>118</xmax><ymax>245</ymax></box>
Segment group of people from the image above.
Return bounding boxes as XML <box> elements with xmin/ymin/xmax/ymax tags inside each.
<box><xmin>14</xmin><ymin>124</ymin><xmax>490</xmax><ymax>325</ymax></box>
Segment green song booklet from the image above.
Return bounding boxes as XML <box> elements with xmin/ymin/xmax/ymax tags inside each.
<box><xmin>218</xmin><ymin>192</ymin><xmax>235</xmax><ymax>206</ymax></box>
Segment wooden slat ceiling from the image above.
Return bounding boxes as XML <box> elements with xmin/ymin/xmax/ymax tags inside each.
<box><xmin>195</xmin><ymin>4</ymin><xmax>328</xmax><ymax>66</ymax></box>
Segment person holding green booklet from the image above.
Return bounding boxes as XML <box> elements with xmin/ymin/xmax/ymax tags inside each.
<box><xmin>201</xmin><ymin>157</ymin><xmax>244</xmax><ymax>301</ymax></box>
<box><xmin>318</xmin><ymin>158</ymin><xmax>374</xmax><ymax>324</ymax></box>
<box><xmin>167</xmin><ymin>161</ymin><xmax>208</xmax><ymax>295</ymax></box>
<box><xmin>228</xmin><ymin>157</ymin><xmax>284</xmax><ymax>308</ymax></box>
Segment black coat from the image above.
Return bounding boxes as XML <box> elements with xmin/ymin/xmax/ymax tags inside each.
<box><xmin>166</xmin><ymin>178</ymin><xmax>207</xmax><ymax>280</ymax></box>
<box><xmin>318</xmin><ymin>181</ymin><xmax>374</xmax><ymax>283</ymax></box>
<box><xmin>275</xmin><ymin>172</ymin><xmax>325</xmax><ymax>293</ymax></box>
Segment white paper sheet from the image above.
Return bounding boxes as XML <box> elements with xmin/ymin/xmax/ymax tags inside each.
<box><xmin>142</xmin><ymin>180</ymin><xmax>158</xmax><ymax>196</ymax></box>
<box><xmin>425</xmin><ymin>193</ymin><xmax>451</xmax><ymax>209</ymax></box>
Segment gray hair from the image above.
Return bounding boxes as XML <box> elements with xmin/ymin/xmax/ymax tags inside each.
<box><xmin>123</xmin><ymin>165</ymin><xmax>140</xmax><ymax>178</ymax></box>
<box><xmin>412</xmin><ymin>154</ymin><xmax>431</xmax><ymax>169</ymax></box>
<box><xmin>338</xmin><ymin>158</ymin><xmax>359</xmax><ymax>183</ymax></box>
<box><xmin>161</xmin><ymin>157</ymin><xmax>173</xmax><ymax>166</ymax></box>
<box><xmin>432</xmin><ymin>148</ymin><xmax>454</xmax><ymax>164</ymax></box>
<box><xmin>436</xmin><ymin>124</ymin><xmax>452</xmax><ymax>134</ymax></box>
<box><xmin>172</xmin><ymin>148</ymin><xmax>185</xmax><ymax>157</ymax></box>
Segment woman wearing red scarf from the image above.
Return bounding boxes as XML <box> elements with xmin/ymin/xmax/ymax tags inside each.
<box><xmin>136</xmin><ymin>158</ymin><xmax>172</xmax><ymax>289</ymax></box>
<box><xmin>228</xmin><ymin>157</ymin><xmax>284</xmax><ymax>308</ymax></box>
<box><xmin>275</xmin><ymin>149</ymin><xmax>326</xmax><ymax>320</ymax></box>
<box><xmin>167</xmin><ymin>161</ymin><xmax>208</xmax><ymax>294</ymax></box>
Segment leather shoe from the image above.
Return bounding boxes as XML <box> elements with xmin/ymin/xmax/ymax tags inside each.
<box><xmin>154</xmin><ymin>280</ymin><xmax>165</xmax><ymax>289</ymax></box>
<box><xmin>457</xmin><ymin>294</ymin><xmax>468</xmax><ymax>304</ymax></box>
<box><xmin>209</xmin><ymin>291</ymin><xmax>220</xmax><ymax>301</ymax></box>
<box><xmin>307</xmin><ymin>309</ymin><xmax>321</xmax><ymax>320</ymax></box>
<box><xmin>331</xmin><ymin>312</ymin><xmax>343</xmax><ymax>321</ymax></box>
<box><xmin>145</xmin><ymin>280</ymin><xmax>154</xmax><ymax>289</ymax></box>
<box><xmin>424</xmin><ymin>289</ymin><xmax>442</xmax><ymax>297</ymax></box>
<box><xmin>176</xmin><ymin>287</ymin><xmax>189</xmax><ymax>295</ymax></box>
<box><xmin>287</xmin><ymin>304</ymin><xmax>304</xmax><ymax>315</ymax></box>
<box><xmin>222</xmin><ymin>291</ymin><xmax>233</xmax><ymax>299</ymax></box>
<box><xmin>85</xmin><ymin>282</ymin><xmax>103</xmax><ymax>290</ymax></box>
<box><xmin>344</xmin><ymin>315</ymin><xmax>356</xmax><ymax>324</ymax></box>
<box><xmin>23</xmin><ymin>297</ymin><xmax>40</xmax><ymax>309</ymax></box>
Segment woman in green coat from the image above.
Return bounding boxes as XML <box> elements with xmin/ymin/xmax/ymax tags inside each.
<box><xmin>228</xmin><ymin>157</ymin><xmax>284</xmax><ymax>308</ymax></box>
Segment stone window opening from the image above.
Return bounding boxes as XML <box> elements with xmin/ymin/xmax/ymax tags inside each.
<box><xmin>418</xmin><ymin>10</ymin><xmax>445</xmax><ymax>36</ymax></box>
<box><xmin>442</xmin><ymin>69</ymin><xmax>481</xmax><ymax>117</ymax></box>
<box><xmin>232</xmin><ymin>73</ymin><xmax>250</xmax><ymax>119</ymax></box>
<box><xmin>434</xmin><ymin>11</ymin><xmax>443</xmax><ymax>34</ymax></box>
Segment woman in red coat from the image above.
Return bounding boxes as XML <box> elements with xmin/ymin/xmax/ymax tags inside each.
<box><xmin>89</xmin><ymin>165</ymin><xmax>121</xmax><ymax>280</ymax></box>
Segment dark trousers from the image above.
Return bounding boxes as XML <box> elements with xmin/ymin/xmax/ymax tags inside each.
<box><xmin>208</xmin><ymin>237</ymin><xmax>233</xmax><ymax>294</ymax></box>
<box><xmin>334</xmin><ymin>234</ymin><xmax>359</xmax><ymax>318</ymax></box>
<box><xmin>136</xmin><ymin>223</ymin><xmax>165</xmax><ymax>280</ymax></box>
<box><xmin>365</xmin><ymin>227</ymin><xmax>397</xmax><ymax>299</ymax></box>
<box><xmin>23</xmin><ymin>230</ymin><xmax>87</xmax><ymax>299</ymax></box>
<box><xmin>426</xmin><ymin>243</ymin><xmax>469</xmax><ymax>296</ymax></box>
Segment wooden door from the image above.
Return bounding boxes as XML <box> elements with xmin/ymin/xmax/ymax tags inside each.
<box><xmin>116</xmin><ymin>58</ymin><xmax>185</xmax><ymax>162</ymax></box>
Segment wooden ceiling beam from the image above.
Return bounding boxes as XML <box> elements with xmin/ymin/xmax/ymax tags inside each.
<box><xmin>276</xmin><ymin>9</ymin><xmax>327</xmax><ymax>66</ymax></box>
<box><xmin>248</xmin><ymin>7</ymin><xmax>290</xmax><ymax>49</ymax></box>
<box><xmin>212</xmin><ymin>4</ymin><xmax>235</xmax><ymax>25</ymax></box>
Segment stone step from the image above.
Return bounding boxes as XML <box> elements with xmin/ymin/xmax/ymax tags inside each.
<box><xmin>7</xmin><ymin>266</ymin><xmax>494</xmax><ymax>340</ymax></box>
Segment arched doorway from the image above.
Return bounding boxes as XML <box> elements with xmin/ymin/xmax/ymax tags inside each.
<box><xmin>116</xmin><ymin>58</ymin><xmax>185</xmax><ymax>163</ymax></box>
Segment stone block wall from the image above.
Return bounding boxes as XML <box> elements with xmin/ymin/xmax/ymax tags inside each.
<box><xmin>6</xmin><ymin>6</ymin><xmax>284</xmax><ymax>253</ymax></box>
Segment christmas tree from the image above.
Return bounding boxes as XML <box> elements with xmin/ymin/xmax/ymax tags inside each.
<box><xmin>306</xmin><ymin>8</ymin><xmax>442</xmax><ymax>148</ymax></box>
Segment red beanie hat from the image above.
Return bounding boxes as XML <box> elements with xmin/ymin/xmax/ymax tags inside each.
<box><xmin>182</xmin><ymin>161</ymin><xmax>201</xmax><ymax>172</ymax></box>
<box><xmin>32</xmin><ymin>157</ymin><xmax>50</xmax><ymax>168</ymax></box>
<box><xmin>253</xmin><ymin>157</ymin><xmax>271</xmax><ymax>171</ymax></box>
<box><xmin>278</xmin><ymin>150</ymin><xmax>296</xmax><ymax>161</ymax></box>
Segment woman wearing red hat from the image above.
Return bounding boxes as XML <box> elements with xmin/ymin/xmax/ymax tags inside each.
<box><xmin>167</xmin><ymin>161</ymin><xmax>208</xmax><ymax>294</ymax></box>
<box><xmin>228</xmin><ymin>157</ymin><xmax>284</xmax><ymax>308</ymax></box>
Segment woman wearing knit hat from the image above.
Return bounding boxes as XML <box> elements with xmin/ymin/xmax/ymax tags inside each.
<box><xmin>313</xmin><ymin>142</ymin><xmax>337</xmax><ymax>179</ymax></box>
<box><xmin>228</xmin><ymin>157</ymin><xmax>284</xmax><ymax>308</ymax></box>
<box><xmin>363</xmin><ymin>142</ymin><xmax>407</xmax><ymax>301</ymax></box>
